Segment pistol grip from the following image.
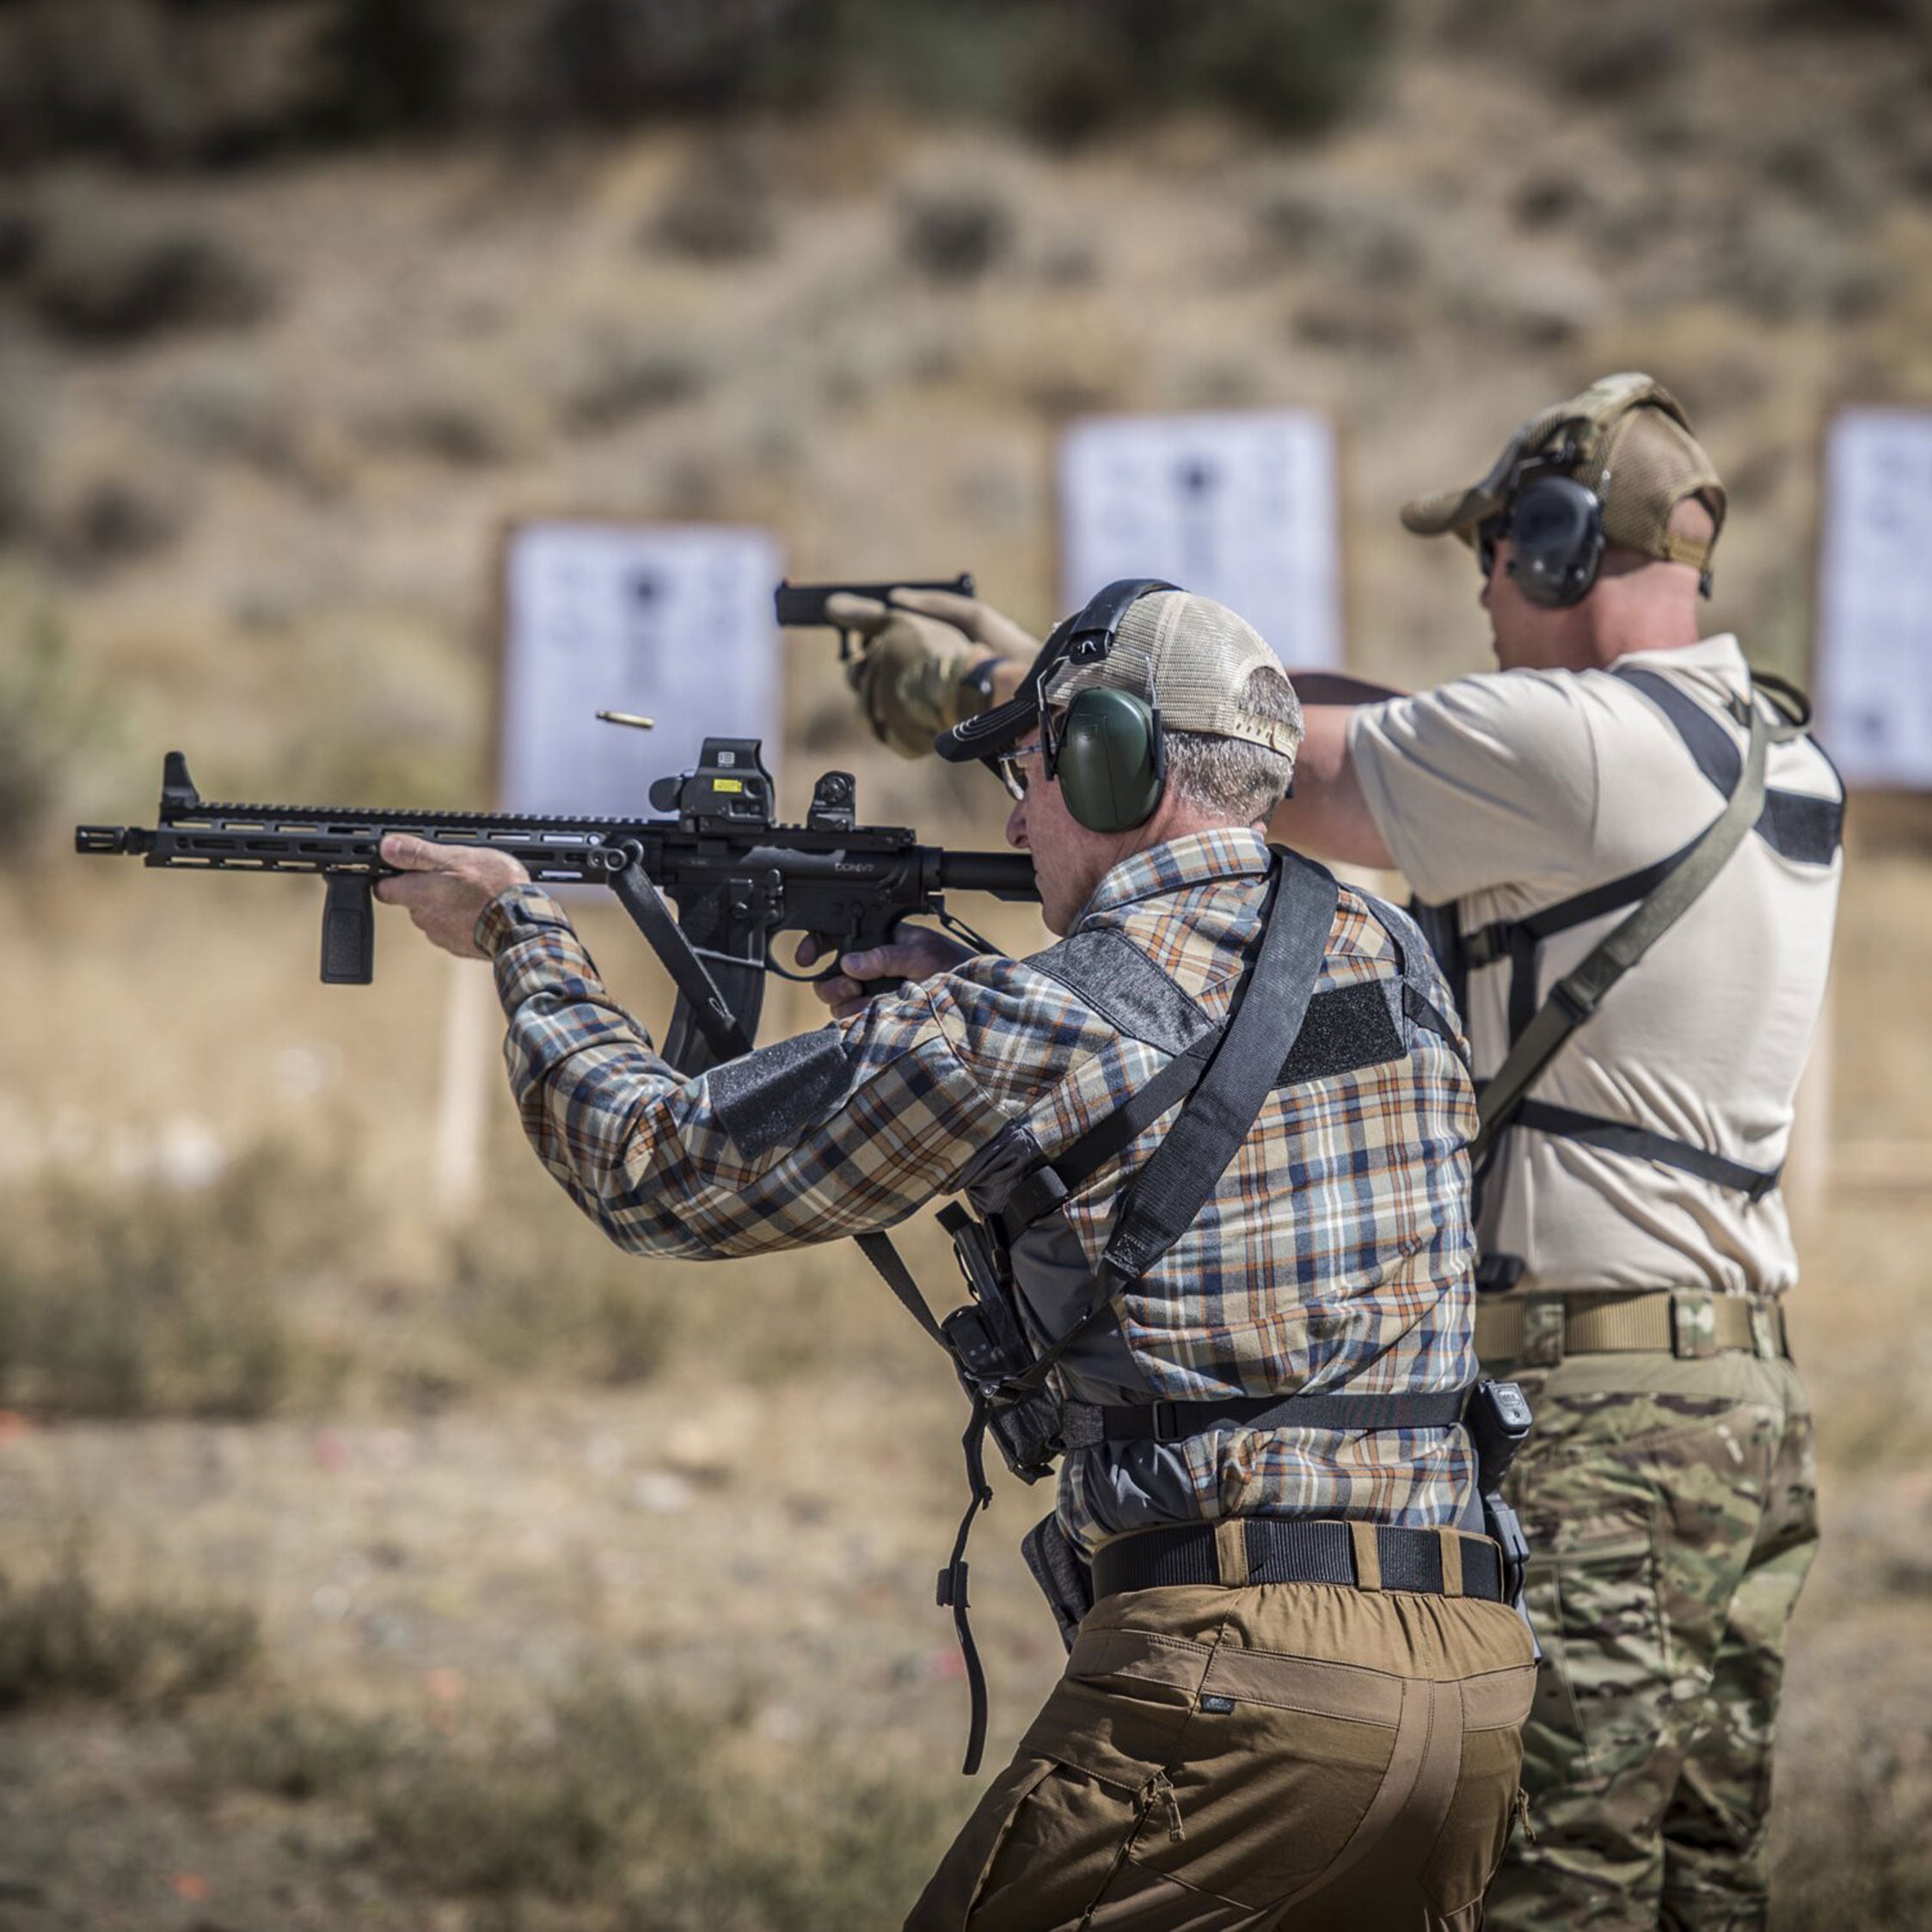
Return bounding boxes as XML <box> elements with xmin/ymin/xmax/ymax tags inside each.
<box><xmin>322</xmin><ymin>874</ymin><xmax>375</xmax><ymax>984</ymax></box>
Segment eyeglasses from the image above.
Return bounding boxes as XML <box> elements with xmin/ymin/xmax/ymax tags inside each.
<box><xmin>995</xmin><ymin>739</ymin><xmax>1042</xmax><ymax>802</ymax></box>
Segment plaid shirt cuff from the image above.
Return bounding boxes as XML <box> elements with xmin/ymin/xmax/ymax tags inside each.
<box><xmin>478</xmin><ymin>886</ymin><xmax>597</xmax><ymax>1016</ymax></box>
<box><xmin>476</xmin><ymin>883</ymin><xmax>573</xmax><ymax>958</ymax></box>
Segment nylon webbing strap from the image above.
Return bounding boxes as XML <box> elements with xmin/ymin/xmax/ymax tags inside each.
<box><xmin>997</xmin><ymin>853</ymin><xmax>1340</xmax><ymax>1402</ymax></box>
<box><xmin>856</xmin><ymin>1230</ymin><xmax>948</xmax><ymax>1346</ymax></box>
<box><xmin>1475</xmin><ymin>1291</ymin><xmax>1782</xmax><ymax>1360</ymax></box>
<box><xmin>1463</xmin><ymin>843</ymin><xmax>1693</xmax><ymax>966</ymax></box>
<box><xmin>1471</xmin><ymin>687</ymin><xmax>1775</xmax><ymax>1164</ymax></box>
<box><xmin>933</xmin><ymin>1397</ymin><xmax>995</xmax><ymax>1775</ymax></box>
<box><xmin>1063</xmin><ymin>1385</ymin><xmax>1470</xmax><ymax>1447</ymax></box>
<box><xmin>1512</xmin><ymin>1100</ymin><xmax>1781</xmax><ymax>1200</ymax></box>
<box><xmin>1000</xmin><ymin>1032</ymin><xmax>1217</xmax><ymax>1237</ymax></box>
<box><xmin>610</xmin><ymin>853</ymin><xmax>756</xmax><ymax>1068</ymax></box>
<box><xmin>1102</xmin><ymin>852</ymin><xmax>1340</xmax><ymax>1282</ymax></box>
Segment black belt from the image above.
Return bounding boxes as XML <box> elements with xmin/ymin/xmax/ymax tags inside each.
<box><xmin>1062</xmin><ymin>1386</ymin><xmax>1470</xmax><ymax>1449</ymax></box>
<box><xmin>1092</xmin><ymin>1518</ymin><xmax>1506</xmax><ymax>1604</ymax></box>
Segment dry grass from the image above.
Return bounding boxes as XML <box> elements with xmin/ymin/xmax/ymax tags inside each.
<box><xmin>1774</xmin><ymin>1737</ymin><xmax>1932</xmax><ymax>1930</ymax></box>
<box><xmin>0</xmin><ymin>1563</ymin><xmax>257</xmax><ymax>1714</ymax></box>
<box><xmin>186</xmin><ymin>1678</ymin><xmax>952</xmax><ymax>1921</ymax></box>
<box><xmin>0</xmin><ymin>1121</ymin><xmax>945</xmax><ymax>1425</ymax></box>
<box><xmin>0</xmin><ymin>1146</ymin><xmax>332</xmax><ymax>1421</ymax></box>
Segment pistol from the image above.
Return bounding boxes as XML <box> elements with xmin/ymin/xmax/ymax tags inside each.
<box><xmin>775</xmin><ymin>574</ymin><xmax>976</xmax><ymax>660</ymax></box>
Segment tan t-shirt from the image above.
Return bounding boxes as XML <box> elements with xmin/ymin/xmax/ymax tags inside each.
<box><xmin>1349</xmin><ymin>635</ymin><xmax>1842</xmax><ymax>1296</ymax></box>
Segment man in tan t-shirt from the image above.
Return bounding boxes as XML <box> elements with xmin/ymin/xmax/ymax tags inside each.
<box><xmin>1267</xmin><ymin>374</ymin><xmax>1843</xmax><ymax>1931</ymax></box>
<box><xmin>821</xmin><ymin>373</ymin><xmax>1841</xmax><ymax>1929</ymax></box>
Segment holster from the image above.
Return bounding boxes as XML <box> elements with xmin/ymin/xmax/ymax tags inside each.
<box><xmin>1021</xmin><ymin>1512</ymin><xmax>1095</xmax><ymax>1653</ymax></box>
<box><xmin>938</xmin><ymin>1205</ymin><xmax>1064</xmax><ymax>1483</ymax></box>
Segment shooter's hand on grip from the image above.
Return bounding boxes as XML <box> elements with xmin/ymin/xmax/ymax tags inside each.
<box><xmin>798</xmin><ymin>922</ymin><xmax>981</xmax><ymax>1020</ymax></box>
<box><xmin>823</xmin><ymin>588</ymin><xmax>1040</xmax><ymax>759</ymax></box>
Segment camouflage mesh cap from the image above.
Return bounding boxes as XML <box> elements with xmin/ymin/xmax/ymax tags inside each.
<box><xmin>1402</xmin><ymin>372</ymin><xmax>1727</xmax><ymax>572</ymax></box>
<box><xmin>935</xmin><ymin>589</ymin><xmax>1301</xmax><ymax>767</ymax></box>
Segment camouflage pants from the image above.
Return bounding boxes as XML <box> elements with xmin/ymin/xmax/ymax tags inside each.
<box><xmin>1481</xmin><ymin>1344</ymin><xmax>1817</xmax><ymax>1932</ymax></box>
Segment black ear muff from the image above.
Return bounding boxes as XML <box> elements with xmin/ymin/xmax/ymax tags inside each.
<box><xmin>1507</xmin><ymin>474</ymin><xmax>1606</xmax><ymax>609</ymax></box>
<box><xmin>1055</xmin><ymin>688</ymin><xmax>1162</xmax><ymax>834</ymax></box>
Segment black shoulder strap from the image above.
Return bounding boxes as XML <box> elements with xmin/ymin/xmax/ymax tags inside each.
<box><xmin>1511</xmin><ymin>1100</ymin><xmax>1782</xmax><ymax>1201</ymax></box>
<box><xmin>997</xmin><ymin>1032</ymin><xmax>1214</xmax><ymax>1237</ymax></box>
<box><xmin>1002</xmin><ymin>851</ymin><xmax>1340</xmax><ymax>1397</ymax></box>
<box><xmin>1616</xmin><ymin>665</ymin><xmax>1843</xmax><ymax>864</ymax></box>
<box><xmin>1101</xmin><ymin>851</ymin><xmax>1339</xmax><ymax>1283</ymax></box>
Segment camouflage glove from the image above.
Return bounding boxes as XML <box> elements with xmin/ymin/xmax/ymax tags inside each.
<box><xmin>825</xmin><ymin>588</ymin><xmax>1040</xmax><ymax>759</ymax></box>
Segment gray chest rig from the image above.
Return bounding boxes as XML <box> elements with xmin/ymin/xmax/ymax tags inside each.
<box><xmin>865</xmin><ymin>851</ymin><xmax>1493</xmax><ymax>1771</ymax></box>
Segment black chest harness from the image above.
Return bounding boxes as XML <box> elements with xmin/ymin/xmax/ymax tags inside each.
<box><xmin>857</xmin><ymin>851</ymin><xmax>1524</xmax><ymax>1772</ymax></box>
<box><xmin>1410</xmin><ymin>666</ymin><xmax>1844</xmax><ymax>1290</ymax></box>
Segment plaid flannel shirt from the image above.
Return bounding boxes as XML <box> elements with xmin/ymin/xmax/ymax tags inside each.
<box><xmin>480</xmin><ymin>829</ymin><xmax>1481</xmax><ymax>1552</ymax></box>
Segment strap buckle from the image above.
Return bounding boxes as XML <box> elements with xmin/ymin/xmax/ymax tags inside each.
<box><xmin>1463</xmin><ymin>924</ymin><xmax>1509</xmax><ymax>969</ymax></box>
<box><xmin>1549</xmin><ymin>978</ymin><xmax>1596</xmax><ymax>1023</ymax></box>
<box><xmin>1671</xmin><ymin>1291</ymin><xmax>1720</xmax><ymax>1360</ymax></box>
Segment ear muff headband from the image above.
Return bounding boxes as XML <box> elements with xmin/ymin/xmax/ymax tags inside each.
<box><xmin>1042</xmin><ymin>578</ymin><xmax>1176</xmax><ymax>833</ymax></box>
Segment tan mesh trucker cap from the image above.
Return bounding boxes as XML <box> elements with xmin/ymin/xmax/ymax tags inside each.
<box><xmin>935</xmin><ymin>589</ymin><xmax>1302</xmax><ymax>766</ymax></box>
<box><xmin>1401</xmin><ymin>371</ymin><xmax>1727</xmax><ymax>572</ymax></box>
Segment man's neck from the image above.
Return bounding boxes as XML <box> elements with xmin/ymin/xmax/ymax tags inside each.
<box><xmin>1570</xmin><ymin>562</ymin><xmax>1707</xmax><ymax>668</ymax></box>
<box><xmin>1575</xmin><ymin>618</ymin><xmax>1704</xmax><ymax>671</ymax></box>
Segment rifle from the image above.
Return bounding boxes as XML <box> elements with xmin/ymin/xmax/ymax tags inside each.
<box><xmin>77</xmin><ymin>739</ymin><xmax>1038</xmax><ymax>1076</ymax></box>
<box><xmin>775</xmin><ymin>573</ymin><xmax>975</xmax><ymax>660</ymax></box>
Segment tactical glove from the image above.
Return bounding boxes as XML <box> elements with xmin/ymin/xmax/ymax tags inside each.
<box><xmin>826</xmin><ymin>588</ymin><xmax>1040</xmax><ymax>759</ymax></box>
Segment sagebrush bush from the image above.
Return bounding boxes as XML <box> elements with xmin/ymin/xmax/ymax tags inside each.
<box><xmin>650</xmin><ymin>140</ymin><xmax>780</xmax><ymax>261</ymax></box>
<box><xmin>899</xmin><ymin>187</ymin><xmax>1014</xmax><ymax>283</ymax></box>
<box><xmin>30</xmin><ymin>212</ymin><xmax>272</xmax><ymax>346</ymax></box>
<box><xmin>0</xmin><ymin>1564</ymin><xmax>258</xmax><ymax>1713</ymax></box>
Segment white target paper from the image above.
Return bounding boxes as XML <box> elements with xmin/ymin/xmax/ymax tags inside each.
<box><xmin>1058</xmin><ymin>411</ymin><xmax>1342</xmax><ymax>669</ymax></box>
<box><xmin>1816</xmin><ymin>408</ymin><xmax>1932</xmax><ymax>789</ymax></box>
<box><xmin>499</xmin><ymin>521</ymin><xmax>783</xmax><ymax>816</ymax></box>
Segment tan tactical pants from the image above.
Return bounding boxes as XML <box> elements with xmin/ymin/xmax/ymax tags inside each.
<box><xmin>906</xmin><ymin>1572</ymin><xmax>1537</xmax><ymax>1930</ymax></box>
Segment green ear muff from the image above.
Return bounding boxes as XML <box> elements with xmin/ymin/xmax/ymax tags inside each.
<box><xmin>1055</xmin><ymin>688</ymin><xmax>1162</xmax><ymax>833</ymax></box>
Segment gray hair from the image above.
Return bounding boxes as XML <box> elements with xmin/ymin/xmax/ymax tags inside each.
<box><xmin>1163</xmin><ymin>666</ymin><xmax>1302</xmax><ymax>823</ymax></box>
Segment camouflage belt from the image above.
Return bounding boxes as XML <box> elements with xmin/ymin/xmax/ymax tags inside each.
<box><xmin>1475</xmin><ymin>1289</ymin><xmax>1788</xmax><ymax>1368</ymax></box>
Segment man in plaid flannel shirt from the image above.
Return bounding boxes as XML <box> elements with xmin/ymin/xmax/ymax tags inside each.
<box><xmin>379</xmin><ymin>587</ymin><xmax>1535</xmax><ymax>1930</ymax></box>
